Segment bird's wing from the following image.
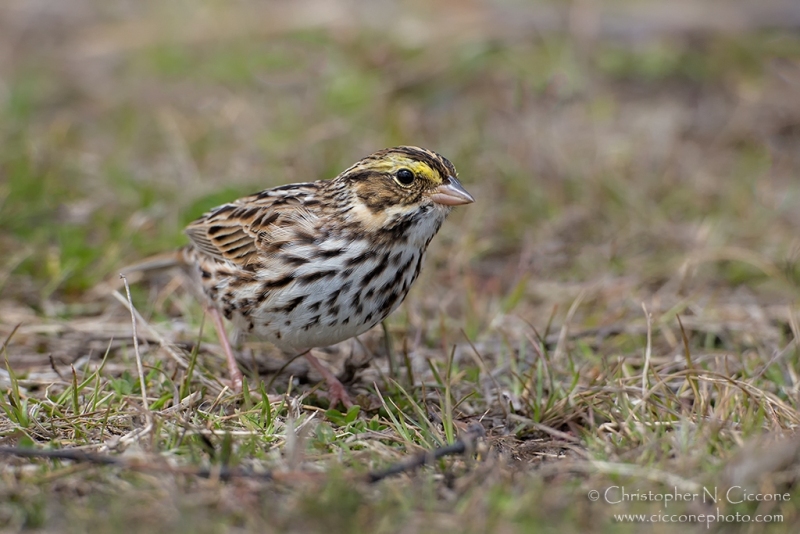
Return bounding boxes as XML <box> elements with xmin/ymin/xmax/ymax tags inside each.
<box><xmin>184</xmin><ymin>183</ymin><xmax>322</xmax><ymax>269</ymax></box>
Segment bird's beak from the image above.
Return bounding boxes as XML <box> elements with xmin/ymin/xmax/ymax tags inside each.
<box><xmin>431</xmin><ymin>176</ymin><xmax>475</xmax><ymax>206</ymax></box>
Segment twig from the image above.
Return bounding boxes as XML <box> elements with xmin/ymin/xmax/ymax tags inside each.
<box><xmin>110</xmin><ymin>290</ymin><xmax>189</xmax><ymax>371</ymax></box>
<box><xmin>120</xmin><ymin>274</ymin><xmax>148</xmax><ymax>410</ymax></box>
<box><xmin>0</xmin><ymin>446</ymin><xmax>121</xmax><ymax>466</ymax></box>
<box><xmin>641</xmin><ymin>302</ymin><xmax>652</xmax><ymax>397</ymax></box>
<box><xmin>553</xmin><ymin>289</ymin><xmax>586</xmax><ymax>361</ymax></box>
<box><xmin>366</xmin><ymin>422</ymin><xmax>486</xmax><ymax>483</ymax></box>
<box><xmin>1</xmin><ymin>322</ymin><xmax>21</xmax><ymax>356</ymax></box>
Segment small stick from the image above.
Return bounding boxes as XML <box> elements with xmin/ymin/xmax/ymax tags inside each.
<box><xmin>120</xmin><ymin>274</ymin><xmax>149</xmax><ymax>411</ymax></box>
<box><xmin>0</xmin><ymin>446</ymin><xmax>121</xmax><ymax>466</ymax></box>
<box><xmin>1</xmin><ymin>323</ymin><xmax>21</xmax><ymax>359</ymax></box>
<box><xmin>641</xmin><ymin>302</ymin><xmax>652</xmax><ymax>397</ymax></box>
<box><xmin>366</xmin><ymin>423</ymin><xmax>485</xmax><ymax>483</ymax></box>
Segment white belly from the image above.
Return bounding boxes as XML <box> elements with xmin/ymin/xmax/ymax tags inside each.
<box><xmin>228</xmin><ymin>238</ymin><xmax>423</xmax><ymax>352</ymax></box>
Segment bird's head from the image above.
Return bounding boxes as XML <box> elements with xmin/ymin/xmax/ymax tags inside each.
<box><xmin>335</xmin><ymin>146</ymin><xmax>474</xmax><ymax>229</ymax></box>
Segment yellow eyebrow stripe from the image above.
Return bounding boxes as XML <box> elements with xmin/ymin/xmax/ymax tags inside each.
<box><xmin>363</xmin><ymin>156</ymin><xmax>442</xmax><ymax>183</ymax></box>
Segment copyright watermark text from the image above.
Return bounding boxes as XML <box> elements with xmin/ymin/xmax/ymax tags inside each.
<box><xmin>588</xmin><ymin>486</ymin><xmax>790</xmax><ymax>506</ymax></box>
<box><xmin>586</xmin><ymin>486</ymin><xmax>787</xmax><ymax>528</ymax></box>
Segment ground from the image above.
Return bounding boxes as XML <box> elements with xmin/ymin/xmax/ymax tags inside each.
<box><xmin>1</xmin><ymin>1</ymin><xmax>800</xmax><ymax>532</ymax></box>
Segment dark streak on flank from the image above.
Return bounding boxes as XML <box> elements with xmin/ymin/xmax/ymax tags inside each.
<box><xmin>345</xmin><ymin>250</ymin><xmax>378</xmax><ymax>267</ymax></box>
<box><xmin>378</xmin><ymin>279</ymin><xmax>394</xmax><ymax>297</ymax></box>
<box><xmin>382</xmin><ymin>291</ymin><xmax>401</xmax><ymax>312</ymax></box>
<box><xmin>413</xmin><ymin>254</ymin><xmax>424</xmax><ymax>278</ymax></box>
<box><xmin>271</xmin><ymin>295</ymin><xmax>305</xmax><ymax>314</ymax></box>
<box><xmin>283</xmin><ymin>255</ymin><xmax>310</xmax><ymax>267</ymax></box>
<box><xmin>262</xmin><ymin>274</ymin><xmax>295</xmax><ymax>292</ymax></box>
<box><xmin>317</xmin><ymin>248</ymin><xmax>345</xmax><ymax>259</ymax></box>
<box><xmin>386</xmin><ymin>255</ymin><xmax>415</xmax><ymax>294</ymax></box>
<box><xmin>325</xmin><ymin>289</ymin><xmax>341</xmax><ymax>307</ymax></box>
<box><xmin>361</xmin><ymin>261</ymin><xmax>389</xmax><ymax>287</ymax></box>
<box><xmin>303</xmin><ymin>315</ymin><xmax>321</xmax><ymax>330</ymax></box>
<box><xmin>297</xmin><ymin>269</ymin><xmax>337</xmax><ymax>285</ymax></box>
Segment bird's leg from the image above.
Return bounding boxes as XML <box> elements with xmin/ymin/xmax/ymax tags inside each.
<box><xmin>209</xmin><ymin>307</ymin><xmax>243</xmax><ymax>392</ymax></box>
<box><xmin>302</xmin><ymin>350</ymin><xmax>353</xmax><ymax>409</ymax></box>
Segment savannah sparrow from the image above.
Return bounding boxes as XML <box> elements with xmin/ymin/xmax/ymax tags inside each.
<box><xmin>136</xmin><ymin>146</ymin><xmax>473</xmax><ymax>406</ymax></box>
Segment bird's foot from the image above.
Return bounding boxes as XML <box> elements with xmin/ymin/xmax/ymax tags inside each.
<box><xmin>303</xmin><ymin>350</ymin><xmax>353</xmax><ymax>409</ymax></box>
<box><xmin>322</xmin><ymin>376</ymin><xmax>353</xmax><ymax>410</ymax></box>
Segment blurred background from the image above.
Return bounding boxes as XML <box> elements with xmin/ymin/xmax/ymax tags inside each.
<box><xmin>2</xmin><ymin>1</ymin><xmax>800</xmax><ymax>531</ymax></box>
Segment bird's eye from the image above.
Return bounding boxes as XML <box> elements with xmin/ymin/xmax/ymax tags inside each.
<box><xmin>395</xmin><ymin>168</ymin><xmax>415</xmax><ymax>186</ymax></box>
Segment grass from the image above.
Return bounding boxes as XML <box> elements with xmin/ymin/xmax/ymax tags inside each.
<box><xmin>2</xmin><ymin>0</ymin><xmax>800</xmax><ymax>532</ymax></box>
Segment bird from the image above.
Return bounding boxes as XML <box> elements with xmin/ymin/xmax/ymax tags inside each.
<box><xmin>127</xmin><ymin>146</ymin><xmax>474</xmax><ymax>407</ymax></box>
